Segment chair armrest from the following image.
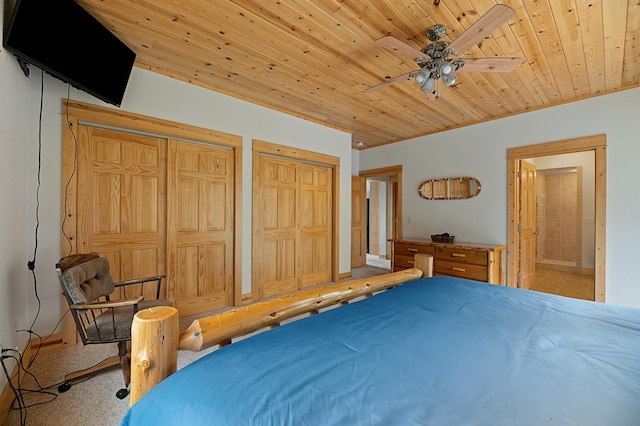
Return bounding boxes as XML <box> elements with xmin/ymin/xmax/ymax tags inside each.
<box><xmin>71</xmin><ymin>296</ymin><xmax>144</xmax><ymax>310</ymax></box>
<box><xmin>114</xmin><ymin>275</ymin><xmax>166</xmax><ymax>299</ymax></box>
<box><xmin>114</xmin><ymin>275</ymin><xmax>166</xmax><ymax>287</ymax></box>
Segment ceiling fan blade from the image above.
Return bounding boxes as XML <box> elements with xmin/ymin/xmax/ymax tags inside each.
<box><xmin>448</xmin><ymin>4</ymin><xmax>516</xmax><ymax>55</ymax></box>
<box><xmin>375</xmin><ymin>36</ymin><xmax>429</xmax><ymax>61</ymax></box>
<box><xmin>365</xmin><ymin>70</ymin><xmax>418</xmax><ymax>93</ymax></box>
<box><xmin>459</xmin><ymin>57</ymin><xmax>521</xmax><ymax>73</ymax></box>
<box><xmin>425</xmin><ymin>78</ymin><xmax>441</xmax><ymax>101</ymax></box>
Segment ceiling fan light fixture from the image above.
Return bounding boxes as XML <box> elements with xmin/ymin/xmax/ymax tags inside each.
<box><xmin>414</xmin><ymin>69</ymin><xmax>431</xmax><ymax>85</ymax></box>
<box><xmin>420</xmin><ymin>77</ymin><xmax>435</xmax><ymax>93</ymax></box>
<box><xmin>439</xmin><ymin>63</ymin><xmax>453</xmax><ymax>75</ymax></box>
<box><xmin>442</xmin><ymin>73</ymin><xmax>458</xmax><ymax>87</ymax></box>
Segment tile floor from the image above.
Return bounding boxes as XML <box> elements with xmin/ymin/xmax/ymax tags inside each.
<box><xmin>529</xmin><ymin>265</ymin><xmax>595</xmax><ymax>301</ymax></box>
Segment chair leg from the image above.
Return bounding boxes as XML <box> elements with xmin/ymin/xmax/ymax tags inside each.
<box><xmin>58</xmin><ymin>341</ymin><xmax>132</xmax><ymax>399</ymax></box>
<box><xmin>115</xmin><ymin>341</ymin><xmax>132</xmax><ymax>399</ymax></box>
<box><xmin>118</xmin><ymin>340</ymin><xmax>131</xmax><ymax>387</ymax></box>
<box><xmin>61</xmin><ymin>356</ymin><xmax>121</xmax><ymax>386</ymax></box>
<box><xmin>58</xmin><ymin>354</ymin><xmax>121</xmax><ymax>395</ymax></box>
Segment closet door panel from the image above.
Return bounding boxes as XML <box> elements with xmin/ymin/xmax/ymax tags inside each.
<box><xmin>300</xmin><ymin>164</ymin><xmax>331</xmax><ymax>288</ymax></box>
<box><xmin>168</xmin><ymin>140</ymin><xmax>234</xmax><ymax>317</ymax></box>
<box><xmin>255</xmin><ymin>156</ymin><xmax>300</xmax><ymax>299</ymax></box>
<box><xmin>77</xmin><ymin>126</ymin><xmax>166</xmax><ymax>287</ymax></box>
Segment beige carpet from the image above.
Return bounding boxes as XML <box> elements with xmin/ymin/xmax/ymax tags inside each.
<box><xmin>2</xmin><ymin>264</ymin><xmax>387</xmax><ymax>426</ymax></box>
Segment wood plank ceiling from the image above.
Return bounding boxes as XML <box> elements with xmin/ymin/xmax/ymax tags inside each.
<box><xmin>77</xmin><ymin>0</ymin><xmax>640</xmax><ymax>150</ymax></box>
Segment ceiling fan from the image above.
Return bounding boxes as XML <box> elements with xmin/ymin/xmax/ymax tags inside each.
<box><xmin>366</xmin><ymin>4</ymin><xmax>521</xmax><ymax>101</ymax></box>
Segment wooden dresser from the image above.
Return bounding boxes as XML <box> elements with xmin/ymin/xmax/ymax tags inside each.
<box><xmin>390</xmin><ymin>238</ymin><xmax>506</xmax><ymax>285</ymax></box>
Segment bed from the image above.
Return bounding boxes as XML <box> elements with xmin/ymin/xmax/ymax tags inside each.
<box><xmin>121</xmin><ymin>272</ymin><xmax>640</xmax><ymax>425</ymax></box>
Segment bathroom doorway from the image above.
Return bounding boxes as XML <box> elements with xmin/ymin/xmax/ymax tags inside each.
<box><xmin>507</xmin><ymin>135</ymin><xmax>606</xmax><ymax>302</ymax></box>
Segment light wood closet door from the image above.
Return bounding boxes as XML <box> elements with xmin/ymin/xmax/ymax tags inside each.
<box><xmin>255</xmin><ymin>156</ymin><xmax>300</xmax><ymax>299</ymax></box>
<box><xmin>76</xmin><ymin>126</ymin><xmax>166</xmax><ymax>291</ymax></box>
<box><xmin>168</xmin><ymin>140</ymin><xmax>234</xmax><ymax>316</ymax></box>
<box><xmin>300</xmin><ymin>163</ymin><xmax>332</xmax><ymax>288</ymax></box>
<box><xmin>254</xmin><ymin>156</ymin><xmax>332</xmax><ymax>299</ymax></box>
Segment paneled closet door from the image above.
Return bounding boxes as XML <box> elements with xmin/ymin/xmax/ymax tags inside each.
<box><xmin>76</xmin><ymin>126</ymin><xmax>167</xmax><ymax>298</ymax></box>
<box><xmin>300</xmin><ymin>163</ymin><xmax>332</xmax><ymax>288</ymax></box>
<box><xmin>254</xmin><ymin>155</ymin><xmax>332</xmax><ymax>299</ymax></box>
<box><xmin>255</xmin><ymin>155</ymin><xmax>300</xmax><ymax>299</ymax></box>
<box><xmin>167</xmin><ymin>140</ymin><xmax>234</xmax><ymax>317</ymax></box>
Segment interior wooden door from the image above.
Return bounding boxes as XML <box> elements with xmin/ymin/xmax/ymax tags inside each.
<box><xmin>168</xmin><ymin>140</ymin><xmax>234</xmax><ymax>317</ymax></box>
<box><xmin>76</xmin><ymin>126</ymin><xmax>166</xmax><ymax>296</ymax></box>
<box><xmin>351</xmin><ymin>176</ymin><xmax>366</xmax><ymax>268</ymax></box>
<box><xmin>389</xmin><ymin>175</ymin><xmax>399</xmax><ymax>242</ymax></box>
<box><xmin>255</xmin><ymin>155</ymin><xmax>300</xmax><ymax>299</ymax></box>
<box><xmin>519</xmin><ymin>160</ymin><xmax>537</xmax><ymax>290</ymax></box>
<box><xmin>300</xmin><ymin>163</ymin><xmax>332</xmax><ymax>288</ymax></box>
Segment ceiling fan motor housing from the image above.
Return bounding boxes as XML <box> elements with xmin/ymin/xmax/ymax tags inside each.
<box><xmin>422</xmin><ymin>41</ymin><xmax>451</xmax><ymax>59</ymax></box>
<box><xmin>425</xmin><ymin>24</ymin><xmax>447</xmax><ymax>42</ymax></box>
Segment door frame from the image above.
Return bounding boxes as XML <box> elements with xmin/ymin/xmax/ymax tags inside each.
<box><xmin>507</xmin><ymin>135</ymin><xmax>606</xmax><ymax>302</ymax></box>
<box><xmin>359</xmin><ymin>165</ymin><xmax>403</xmax><ymax>255</ymax></box>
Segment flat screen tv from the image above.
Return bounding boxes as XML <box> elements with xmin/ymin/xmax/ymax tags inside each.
<box><xmin>3</xmin><ymin>0</ymin><xmax>136</xmax><ymax>107</ymax></box>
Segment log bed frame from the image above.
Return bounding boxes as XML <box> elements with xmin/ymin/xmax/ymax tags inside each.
<box><xmin>129</xmin><ymin>254</ymin><xmax>433</xmax><ymax>405</ymax></box>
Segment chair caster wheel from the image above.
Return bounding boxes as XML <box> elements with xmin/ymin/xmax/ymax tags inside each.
<box><xmin>116</xmin><ymin>388</ymin><xmax>129</xmax><ymax>399</ymax></box>
<box><xmin>58</xmin><ymin>382</ymin><xmax>72</xmax><ymax>393</ymax></box>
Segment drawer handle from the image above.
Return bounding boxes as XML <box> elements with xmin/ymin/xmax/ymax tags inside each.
<box><xmin>452</xmin><ymin>267</ymin><xmax>466</xmax><ymax>272</ymax></box>
<box><xmin>408</xmin><ymin>260</ymin><xmax>414</xmax><ymax>265</ymax></box>
<box><xmin>408</xmin><ymin>248</ymin><xmax>418</xmax><ymax>252</ymax></box>
<box><xmin>452</xmin><ymin>253</ymin><xmax>466</xmax><ymax>258</ymax></box>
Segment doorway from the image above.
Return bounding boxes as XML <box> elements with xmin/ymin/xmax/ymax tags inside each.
<box><xmin>507</xmin><ymin>135</ymin><xmax>606</xmax><ymax>302</ymax></box>
<box><xmin>358</xmin><ymin>166</ymin><xmax>403</xmax><ymax>271</ymax></box>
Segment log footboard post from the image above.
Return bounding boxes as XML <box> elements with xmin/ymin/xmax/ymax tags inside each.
<box><xmin>130</xmin><ymin>306</ymin><xmax>179</xmax><ymax>406</ymax></box>
<box><xmin>415</xmin><ymin>254</ymin><xmax>433</xmax><ymax>278</ymax></box>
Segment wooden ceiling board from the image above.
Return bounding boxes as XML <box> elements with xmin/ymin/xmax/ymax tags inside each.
<box><xmin>73</xmin><ymin>0</ymin><xmax>640</xmax><ymax>149</ymax></box>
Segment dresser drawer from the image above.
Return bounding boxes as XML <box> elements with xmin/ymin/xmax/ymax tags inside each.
<box><xmin>394</xmin><ymin>254</ymin><xmax>421</xmax><ymax>269</ymax></box>
<box><xmin>435</xmin><ymin>260</ymin><xmax>488</xmax><ymax>281</ymax></box>
<box><xmin>395</xmin><ymin>243</ymin><xmax>435</xmax><ymax>257</ymax></box>
<box><xmin>436</xmin><ymin>247</ymin><xmax>487</xmax><ymax>266</ymax></box>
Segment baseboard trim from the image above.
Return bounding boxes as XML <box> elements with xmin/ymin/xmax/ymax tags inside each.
<box><xmin>338</xmin><ymin>271</ymin><xmax>352</xmax><ymax>281</ymax></box>
<box><xmin>0</xmin><ymin>340</ymin><xmax>35</xmax><ymax>425</ymax></box>
<box><xmin>32</xmin><ymin>333</ymin><xmax>65</xmax><ymax>354</ymax></box>
<box><xmin>581</xmin><ymin>267</ymin><xmax>595</xmax><ymax>276</ymax></box>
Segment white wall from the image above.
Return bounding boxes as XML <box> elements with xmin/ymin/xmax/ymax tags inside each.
<box><xmin>1</xmin><ymin>57</ymin><xmax>352</xmax><ymax>338</ymax></box>
<box><xmin>359</xmin><ymin>87</ymin><xmax>640</xmax><ymax>308</ymax></box>
<box><xmin>0</xmin><ymin>4</ymin><xmax>33</xmax><ymax>382</ymax></box>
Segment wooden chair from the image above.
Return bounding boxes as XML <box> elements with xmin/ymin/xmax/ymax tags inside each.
<box><xmin>56</xmin><ymin>252</ymin><xmax>171</xmax><ymax>399</ymax></box>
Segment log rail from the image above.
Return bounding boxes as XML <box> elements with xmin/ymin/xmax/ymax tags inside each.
<box><xmin>179</xmin><ymin>266</ymin><xmax>425</xmax><ymax>352</ymax></box>
<box><xmin>130</xmin><ymin>255</ymin><xmax>432</xmax><ymax>405</ymax></box>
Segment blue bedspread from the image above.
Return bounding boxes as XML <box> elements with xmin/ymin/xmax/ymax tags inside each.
<box><xmin>121</xmin><ymin>276</ymin><xmax>640</xmax><ymax>425</ymax></box>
